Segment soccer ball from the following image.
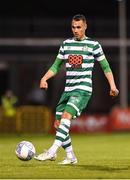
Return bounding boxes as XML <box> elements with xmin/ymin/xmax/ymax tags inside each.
<box><xmin>15</xmin><ymin>141</ymin><xmax>36</xmax><ymax>161</ymax></box>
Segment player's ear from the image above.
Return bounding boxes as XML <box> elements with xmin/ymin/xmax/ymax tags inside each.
<box><xmin>85</xmin><ymin>23</ymin><xmax>87</xmax><ymax>30</ymax></box>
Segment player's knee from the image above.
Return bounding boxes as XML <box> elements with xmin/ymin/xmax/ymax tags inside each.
<box><xmin>62</xmin><ymin>111</ymin><xmax>72</xmax><ymax>120</ymax></box>
<box><xmin>54</xmin><ymin>120</ymin><xmax>60</xmax><ymax>129</ymax></box>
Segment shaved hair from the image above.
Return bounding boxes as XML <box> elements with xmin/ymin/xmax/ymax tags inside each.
<box><xmin>72</xmin><ymin>14</ymin><xmax>86</xmax><ymax>24</ymax></box>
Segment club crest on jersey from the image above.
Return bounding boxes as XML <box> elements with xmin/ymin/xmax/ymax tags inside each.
<box><xmin>82</xmin><ymin>45</ymin><xmax>88</xmax><ymax>51</ymax></box>
<box><xmin>67</xmin><ymin>46</ymin><xmax>71</xmax><ymax>50</ymax></box>
<box><xmin>68</xmin><ymin>55</ymin><xmax>83</xmax><ymax>68</ymax></box>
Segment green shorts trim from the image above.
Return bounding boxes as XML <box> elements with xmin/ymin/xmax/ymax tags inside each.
<box><xmin>55</xmin><ymin>91</ymin><xmax>91</xmax><ymax>120</ymax></box>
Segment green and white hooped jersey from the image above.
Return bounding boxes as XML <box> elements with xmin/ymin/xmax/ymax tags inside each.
<box><xmin>57</xmin><ymin>37</ymin><xmax>106</xmax><ymax>94</ymax></box>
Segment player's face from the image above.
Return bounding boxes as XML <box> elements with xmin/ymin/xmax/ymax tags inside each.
<box><xmin>71</xmin><ymin>20</ymin><xmax>87</xmax><ymax>40</ymax></box>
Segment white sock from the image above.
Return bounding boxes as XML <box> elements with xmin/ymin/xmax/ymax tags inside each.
<box><xmin>62</xmin><ymin>135</ymin><xmax>76</xmax><ymax>159</ymax></box>
<box><xmin>65</xmin><ymin>146</ymin><xmax>76</xmax><ymax>159</ymax></box>
<box><xmin>48</xmin><ymin>142</ymin><xmax>59</xmax><ymax>156</ymax></box>
<box><xmin>48</xmin><ymin>118</ymin><xmax>71</xmax><ymax>156</ymax></box>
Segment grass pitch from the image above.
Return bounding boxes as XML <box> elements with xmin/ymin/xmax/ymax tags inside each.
<box><xmin>0</xmin><ymin>132</ymin><xmax>130</xmax><ymax>179</ymax></box>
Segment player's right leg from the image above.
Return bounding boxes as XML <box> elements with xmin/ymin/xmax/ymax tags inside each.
<box><xmin>34</xmin><ymin>117</ymin><xmax>71</xmax><ymax>161</ymax></box>
<box><xmin>34</xmin><ymin>93</ymin><xmax>67</xmax><ymax>161</ymax></box>
<box><xmin>34</xmin><ymin>149</ymin><xmax>57</xmax><ymax>161</ymax></box>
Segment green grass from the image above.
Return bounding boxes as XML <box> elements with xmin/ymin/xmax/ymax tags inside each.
<box><xmin>0</xmin><ymin>132</ymin><xmax>130</xmax><ymax>179</ymax></box>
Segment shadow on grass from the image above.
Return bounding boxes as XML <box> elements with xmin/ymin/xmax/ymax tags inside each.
<box><xmin>76</xmin><ymin>164</ymin><xmax>130</xmax><ymax>171</ymax></box>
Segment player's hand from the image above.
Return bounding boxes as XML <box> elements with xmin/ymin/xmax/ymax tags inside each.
<box><xmin>110</xmin><ymin>88</ymin><xmax>119</xmax><ymax>97</ymax></box>
<box><xmin>54</xmin><ymin>120</ymin><xmax>60</xmax><ymax>129</ymax></box>
<box><xmin>40</xmin><ymin>78</ymin><xmax>48</xmax><ymax>89</ymax></box>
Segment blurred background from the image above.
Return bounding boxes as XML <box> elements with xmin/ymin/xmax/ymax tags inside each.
<box><xmin>0</xmin><ymin>0</ymin><xmax>130</xmax><ymax>133</ymax></box>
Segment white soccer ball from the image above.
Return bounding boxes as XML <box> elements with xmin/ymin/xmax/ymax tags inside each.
<box><xmin>15</xmin><ymin>141</ymin><xmax>36</xmax><ymax>161</ymax></box>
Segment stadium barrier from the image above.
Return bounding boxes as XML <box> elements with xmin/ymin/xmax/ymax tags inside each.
<box><xmin>70</xmin><ymin>114</ymin><xmax>110</xmax><ymax>133</ymax></box>
<box><xmin>0</xmin><ymin>106</ymin><xmax>52</xmax><ymax>133</ymax></box>
<box><xmin>0</xmin><ymin>106</ymin><xmax>17</xmax><ymax>133</ymax></box>
<box><xmin>0</xmin><ymin>105</ymin><xmax>130</xmax><ymax>133</ymax></box>
<box><xmin>70</xmin><ymin>106</ymin><xmax>130</xmax><ymax>133</ymax></box>
<box><xmin>110</xmin><ymin>106</ymin><xmax>130</xmax><ymax>131</ymax></box>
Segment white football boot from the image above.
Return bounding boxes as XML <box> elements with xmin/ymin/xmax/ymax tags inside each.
<box><xmin>34</xmin><ymin>150</ymin><xmax>57</xmax><ymax>161</ymax></box>
<box><xmin>58</xmin><ymin>157</ymin><xmax>78</xmax><ymax>165</ymax></box>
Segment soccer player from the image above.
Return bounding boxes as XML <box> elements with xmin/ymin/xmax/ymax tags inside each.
<box><xmin>34</xmin><ymin>14</ymin><xmax>119</xmax><ymax>164</ymax></box>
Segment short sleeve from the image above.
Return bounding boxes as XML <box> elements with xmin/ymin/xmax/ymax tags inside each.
<box><xmin>93</xmin><ymin>41</ymin><xmax>106</xmax><ymax>61</ymax></box>
<box><xmin>57</xmin><ymin>42</ymin><xmax>65</xmax><ymax>60</ymax></box>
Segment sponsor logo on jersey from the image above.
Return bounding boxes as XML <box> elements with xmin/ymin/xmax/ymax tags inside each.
<box><xmin>68</xmin><ymin>55</ymin><xmax>83</xmax><ymax>68</ymax></box>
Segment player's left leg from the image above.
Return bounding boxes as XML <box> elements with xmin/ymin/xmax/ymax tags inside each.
<box><xmin>54</xmin><ymin>94</ymin><xmax>77</xmax><ymax>162</ymax></box>
<box><xmin>58</xmin><ymin>134</ymin><xmax>77</xmax><ymax>164</ymax></box>
<box><xmin>57</xmin><ymin>92</ymin><xmax>91</xmax><ymax>164</ymax></box>
<box><xmin>54</xmin><ymin>119</ymin><xmax>77</xmax><ymax>164</ymax></box>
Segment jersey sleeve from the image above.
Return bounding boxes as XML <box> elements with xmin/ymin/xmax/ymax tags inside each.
<box><xmin>93</xmin><ymin>41</ymin><xmax>106</xmax><ymax>61</ymax></box>
<box><xmin>56</xmin><ymin>42</ymin><xmax>65</xmax><ymax>60</ymax></box>
<box><xmin>49</xmin><ymin>57</ymin><xmax>63</xmax><ymax>74</ymax></box>
<box><xmin>99</xmin><ymin>58</ymin><xmax>112</xmax><ymax>73</ymax></box>
<box><xmin>49</xmin><ymin>41</ymin><xmax>65</xmax><ymax>74</ymax></box>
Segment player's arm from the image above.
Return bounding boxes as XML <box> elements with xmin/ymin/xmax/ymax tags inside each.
<box><xmin>40</xmin><ymin>57</ymin><xmax>63</xmax><ymax>89</ymax></box>
<box><xmin>99</xmin><ymin>58</ymin><xmax>119</xmax><ymax>97</ymax></box>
